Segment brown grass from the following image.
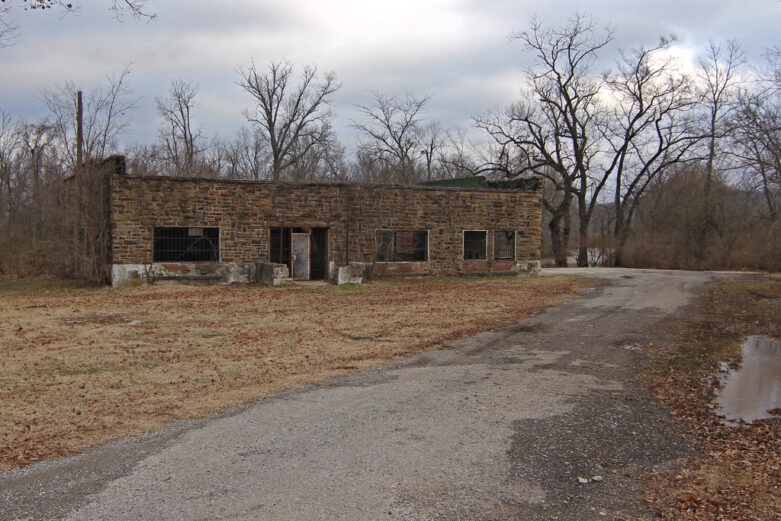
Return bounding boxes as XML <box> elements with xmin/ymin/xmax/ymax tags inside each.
<box><xmin>0</xmin><ymin>275</ymin><xmax>598</xmax><ymax>471</ymax></box>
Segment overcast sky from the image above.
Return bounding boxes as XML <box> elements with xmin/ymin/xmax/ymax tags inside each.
<box><xmin>1</xmin><ymin>0</ymin><xmax>779</xmax><ymax>153</ymax></box>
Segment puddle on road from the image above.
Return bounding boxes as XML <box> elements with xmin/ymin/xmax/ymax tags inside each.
<box><xmin>716</xmin><ymin>336</ymin><xmax>781</xmax><ymax>424</ymax></box>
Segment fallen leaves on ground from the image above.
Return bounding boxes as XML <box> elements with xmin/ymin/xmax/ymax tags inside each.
<box><xmin>643</xmin><ymin>275</ymin><xmax>781</xmax><ymax>521</ymax></box>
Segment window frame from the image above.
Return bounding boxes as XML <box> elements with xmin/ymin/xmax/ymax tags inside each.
<box><xmin>152</xmin><ymin>226</ymin><xmax>220</xmax><ymax>262</ymax></box>
<box><xmin>493</xmin><ymin>230</ymin><xmax>516</xmax><ymax>260</ymax></box>
<box><xmin>463</xmin><ymin>230</ymin><xmax>487</xmax><ymax>260</ymax></box>
<box><xmin>375</xmin><ymin>229</ymin><xmax>429</xmax><ymax>262</ymax></box>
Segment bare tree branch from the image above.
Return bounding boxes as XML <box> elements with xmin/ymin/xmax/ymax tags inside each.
<box><xmin>155</xmin><ymin>79</ymin><xmax>207</xmax><ymax>177</ymax></box>
<box><xmin>238</xmin><ymin>61</ymin><xmax>340</xmax><ymax>181</ymax></box>
<box><xmin>475</xmin><ymin>13</ymin><xmax>611</xmax><ymax>266</ymax></box>
<box><xmin>0</xmin><ymin>0</ymin><xmax>154</xmax><ymax>46</ymax></box>
<box><xmin>43</xmin><ymin>65</ymin><xmax>138</xmax><ymax>169</ymax></box>
<box><xmin>733</xmin><ymin>45</ymin><xmax>781</xmax><ymax>217</ymax></box>
<box><xmin>352</xmin><ymin>92</ymin><xmax>430</xmax><ymax>184</ymax></box>
<box><xmin>599</xmin><ymin>38</ymin><xmax>701</xmax><ymax>263</ymax></box>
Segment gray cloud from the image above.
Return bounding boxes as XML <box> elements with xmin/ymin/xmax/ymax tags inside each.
<box><xmin>1</xmin><ymin>0</ymin><xmax>778</xmax><ymax>151</ymax></box>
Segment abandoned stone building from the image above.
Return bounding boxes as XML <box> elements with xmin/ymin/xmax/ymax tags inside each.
<box><xmin>81</xmin><ymin>156</ymin><xmax>541</xmax><ymax>286</ymax></box>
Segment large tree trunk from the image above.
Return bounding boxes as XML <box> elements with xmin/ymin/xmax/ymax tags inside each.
<box><xmin>548</xmin><ymin>200</ymin><xmax>572</xmax><ymax>267</ymax></box>
<box><xmin>575</xmin><ymin>193</ymin><xmax>590</xmax><ymax>267</ymax></box>
<box><xmin>545</xmin><ymin>190</ymin><xmax>573</xmax><ymax>267</ymax></box>
<box><xmin>576</xmin><ymin>215</ymin><xmax>589</xmax><ymax>267</ymax></box>
<box><xmin>612</xmin><ymin>226</ymin><xmax>632</xmax><ymax>267</ymax></box>
<box><xmin>612</xmin><ymin>202</ymin><xmax>626</xmax><ymax>267</ymax></box>
<box><xmin>549</xmin><ymin>213</ymin><xmax>569</xmax><ymax>267</ymax></box>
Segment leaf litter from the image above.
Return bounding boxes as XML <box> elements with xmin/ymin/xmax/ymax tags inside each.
<box><xmin>643</xmin><ymin>275</ymin><xmax>781</xmax><ymax>521</ymax></box>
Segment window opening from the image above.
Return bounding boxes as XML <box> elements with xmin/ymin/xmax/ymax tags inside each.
<box><xmin>494</xmin><ymin>230</ymin><xmax>515</xmax><ymax>260</ymax></box>
<box><xmin>463</xmin><ymin>231</ymin><xmax>487</xmax><ymax>260</ymax></box>
<box><xmin>153</xmin><ymin>227</ymin><xmax>219</xmax><ymax>262</ymax></box>
<box><xmin>376</xmin><ymin>230</ymin><xmax>428</xmax><ymax>262</ymax></box>
<box><xmin>270</xmin><ymin>228</ymin><xmax>291</xmax><ymax>266</ymax></box>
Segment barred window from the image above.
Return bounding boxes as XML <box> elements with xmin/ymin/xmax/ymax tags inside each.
<box><xmin>463</xmin><ymin>231</ymin><xmax>487</xmax><ymax>260</ymax></box>
<box><xmin>376</xmin><ymin>230</ymin><xmax>428</xmax><ymax>262</ymax></box>
<box><xmin>153</xmin><ymin>227</ymin><xmax>219</xmax><ymax>262</ymax></box>
<box><xmin>494</xmin><ymin>230</ymin><xmax>515</xmax><ymax>260</ymax></box>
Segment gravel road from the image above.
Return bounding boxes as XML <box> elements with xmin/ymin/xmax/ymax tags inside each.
<box><xmin>1</xmin><ymin>268</ymin><xmax>719</xmax><ymax>520</ymax></box>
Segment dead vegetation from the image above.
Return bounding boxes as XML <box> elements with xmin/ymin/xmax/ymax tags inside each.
<box><xmin>643</xmin><ymin>276</ymin><xmax>781</xmax><ymax>520</ymax></box>
<box><xmin>0</xmin><ymin>275</ymin><xmax>598</xmax><ymax>472</ymax></box>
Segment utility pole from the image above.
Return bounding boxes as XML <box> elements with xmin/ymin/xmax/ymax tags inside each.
<box><xmin>76</xmin><ymin>91</ymin><xmax>83</xmax><ymax>167</ymax></box>
<box><xmin>74</xmin><ymin>91</ymin><xmax>84</xmax><ymax>276</ymax></box>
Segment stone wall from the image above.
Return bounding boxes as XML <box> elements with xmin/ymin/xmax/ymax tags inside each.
<box><xmin>108</xmin><ymin>169</ymin><xmax>541</xmax><ymax>282</ymax></box>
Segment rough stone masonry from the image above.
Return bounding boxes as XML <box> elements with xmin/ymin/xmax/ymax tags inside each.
<box><xmin>98</xmin><ymin>156</ymin><xmax>541</xmax><ymax>286</ymax></box>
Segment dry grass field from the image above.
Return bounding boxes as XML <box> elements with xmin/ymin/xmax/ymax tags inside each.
<box><xmin>0</xmin><ymin>275</ymin><xmax>598</xmax><ymax>471</ymax></box>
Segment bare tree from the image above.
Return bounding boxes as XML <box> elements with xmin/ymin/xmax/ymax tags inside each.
<box><xmin>17</xmin><ymin>119</ymin><xmax>55</xmax><ymax>204</ymax></box>
<box><xmin>690</xmin><ymin>40</ymin><xmax>746</xmax><ymax>263</ymax></box>
<box><xmin>415</xmin><ymin>121</ymin><xmax>446</xmax><ymax>182</ymax></box>
<box><xmin>238</xmin><ymin>61</ymin><xmax>339</xmax><ymax>181</ymax></box>
<box><xmin>156</xmin><ymin>79</ymin><xmax>205</xmax><ymax>177</ymax></box>
<box><xmin>733</xmin><ymin>102</ymin><xmax>780</xmax><ymax>218</ymax></box>
<box><xmin>43</xmin><ymin>65</ymin><xmax>137</xmax><ymax>169</ymax></box>
<box><xmin>0</xmin><ymin>1</ymin><xmax>153</xmax><ymax>18</ymax></box>
<box><xmin>285</xmin><ymin>121</ymin><xmax>346</xmax><ymax>182</ymax></box>
<box><xmin>698</xmin><ymin>40</ymin><xmax>745</xmax><ymax>196</ymax></box>
<box><xmin>0</xmin><ymin>113</ymin><xmax>72</xmax><ymax>275</ymax></box>
<box><xmin>475</xmin><ymin>14</ymin><xmax>611</xmax><ymax>266</ymax></box>
<box><xmin>733</xmin><ymin>45</ymin><xmax>781</xmax><ymax>218</ymax></box>
<box><xmin>108</xmin><ymin>0</ymin><xmax>155</xmax><ymax>20</ymax></box>
<box><xmin>125</xmin><ymin>143</ymin><xmax>164</xmax><ymax>176</ymax></box>
<box><xmin>0</xmin><ymin>1</ymin><xmax>154</xmax><ymax>46</ymax></box>
<box><xmin>352</xmin><ymin>92</ymin><xmax>430</xmax><ymax>184</ymax></box>
<box><xmin>601</xmin><ymin>40</ymin><xmax>700</xmax><ymax>265</ymax></box>
<box><xmin>0</xmin><ymin>111</ymin><xmax>22</xmax><ymax>226</ymax></box>
<box><xmin>430</xmin><ymin>128</ymin><xmax>479</xmax><ymax>179</ymax></box>
<box><xmin>225</xmin><ymin>127</ymin><xmax>271</xmax><ymax>180</ymax></box>
<box><xmin>476</xmin><ymin>16</ymin><xmax>704</xmax><ymax>267</ymax></box>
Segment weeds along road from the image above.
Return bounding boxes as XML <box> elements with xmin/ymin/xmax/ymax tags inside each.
<box><xmin>2</xmin><ymin>268</ymin><xmax>719</xmax><ymax>521</ymax></box>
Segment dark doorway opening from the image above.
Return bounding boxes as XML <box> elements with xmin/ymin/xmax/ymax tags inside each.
<box><xmin>269</xmin><ymin>227</ymin><xmax>328</xmax><ymax>280</ymax></box>
<box><xmin>269</xmin><ymin>227</ymin><xmax>291</xmax><ymax>267</ymax></box>
<box><xmin>311</xmin><ymin>228</ymin><xmax>328</xmax><ymax>280</ymax></box>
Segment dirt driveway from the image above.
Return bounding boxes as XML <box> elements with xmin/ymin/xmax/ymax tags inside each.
<box><xmin>1</xmin><ymin>269</ymin><xmax>719</xmax><ymax>520</ymax></box>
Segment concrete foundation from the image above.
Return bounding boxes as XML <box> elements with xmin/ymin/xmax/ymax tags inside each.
<box><xmin>517</xmin><ymin>260</ymin><xmax>542</xmax><ymax>277</ymax></box>
<box><xmin>110</xmin><ymin>262</ymin><xmax>257</xmax><ymax>288</ymax></box>
<box><xmin>111</xmin><ymin>259</ymin><xmax>540</xmax><ymax>287</ymax></box>
<box><xmin>256</xmin><ymin>262</ymin><xmax>292</xmax><ymax>286</ymax></box>
<box><xmin>336</xmin><ymin>264</ymin><xmax>364</xmax><ymax>285</ymax></box>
